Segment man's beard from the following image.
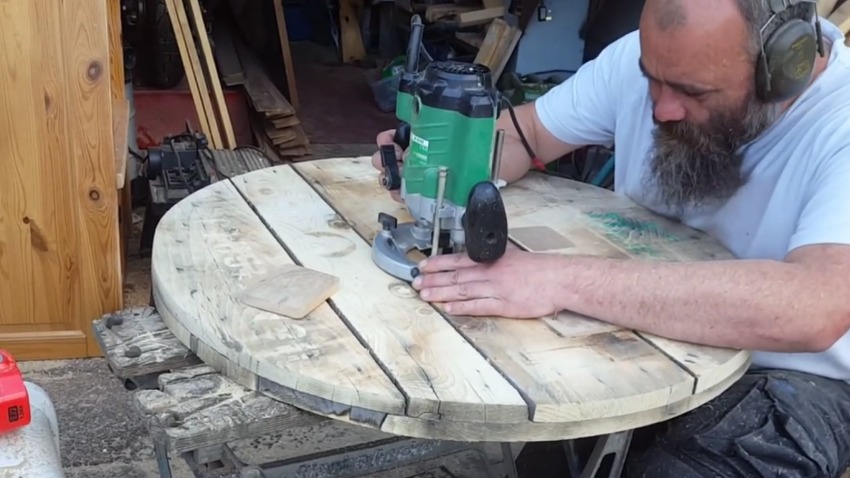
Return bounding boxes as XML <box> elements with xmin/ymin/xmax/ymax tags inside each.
<box><xmin>647</xmin><ymin>92</ymin><xmax>781</xmax><ymax>213</ymax></box>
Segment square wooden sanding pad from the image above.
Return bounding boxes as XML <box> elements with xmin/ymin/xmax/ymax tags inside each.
<box><xmin>238</xmin><ymin>264</ymin><xmax>340</xmax><ymax>319</ymax></box>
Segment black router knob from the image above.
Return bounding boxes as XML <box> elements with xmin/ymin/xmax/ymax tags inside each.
<box><xmin>378</xmin><ymin>212</ymin><xmax>398</xmax><ymax>231</ymax></box>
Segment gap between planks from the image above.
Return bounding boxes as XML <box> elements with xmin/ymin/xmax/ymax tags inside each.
<box><xmin>152</xmin><ymin>157</ymin><xmax>747</xmax><ymax>436</ymax></box>
<box><xmin>288</xmin><ymin>157</ymin><xmax>750</xmax><ymax>423</ymax></box>
<box><xmin>229</xmin><ymin>167</ymin><xmax>531</xmax><ymax>425</ymax></box>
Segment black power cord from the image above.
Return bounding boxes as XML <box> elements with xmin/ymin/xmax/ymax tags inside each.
<box><xmin>500</xmin><ymin>97</ymin><xmax>544</xmax><ymax>170</ymax></box>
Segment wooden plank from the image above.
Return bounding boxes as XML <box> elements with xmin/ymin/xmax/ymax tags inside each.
<box><xmin>0</xmin><ymin>0</ymin><xmax>71</xmax><ymax>344</ymax></box>
<box><xmin>292</xmin><ymin>157</ymin><xmax>746</xmax><ymax>424</ymax></box>
<box><xmin>425</xmin><ymin>4</ymin><xmax>476</xmax><ymax>22</ymax></box>
<box><xmin>456</xmin><ymin>7</ymin><xmax>505</xmax><ymax>26</ymax></box>
<box><xmin>211</xmin><ymin>18</ymin><xmax>246</xmax><ymax>86</ymax></box>
<box><xmin>134</xmin><ymin>365</ymin><xmax>324</xmax><ymax>454</ymax></box>
<box><xmin>818</xmin><ymin>0</ymin><xmax>841</xmax><ymax>17</ymax></box>
<box><xmin>185</xmin><ymin>0</ymin><xmax>236</xmax><ymax>149</ymax></box>
<box><xmin>339</xmin><ymin>0</ymin><xmax>366</xmax><ymax>62</ymax></box>
<box><xmin>165</xmin><ymin>0</ymin><xmax>222</xmax><ymax>147</ymax></box>
<box><xmin>272</xmin><ymin>0</ymin><xmax>299</xmax><ymax>111</ymax></box>
<box><xmin>233</xmin><ymin>31</ymin><xmax>295</xmax><ymax>117</ymax></box>
<box><xmin>828</xmin><ymin>1</ymin><xmax>850</xmax><ymax>34</ymax></box>
<box><xmin>150</xmin><ymin>179</ymin><xmax>406</xmax><ymax>416</ymax></box>
<box><xmin>232</xmin><ymin>168</ymin><xmax>530</xmax><ymax>424</ymax></box>
<box><xmin>112</xmin><ymin>97</ymin><xmax>130</xmax><ymax>189</ymax></box>
<box><xmin>107</xmin><ymin>0</ymin><xmax>125</xmax><ymax>99</ymax></box>
<box><xmin>0</xmin><ymin>331</ymin><xmax>88</xmax><ymax>361</ymax></box>
<box><xmin>377</xmin><ymin>363</ymin><xmax>746</xmax><ymax>441</ymax></box>
<box><xmin>475</xmin><ymin>18</ymin><xmax>521</xmax><ymax>80</ymax></box>
<box><xmin>491</xmin><ymin>24</ymin><xmax>521</xmax><ymax>80</ymax></box>
<box><xmin>62</xmin><ymin>0</ymin><xmax>123</xmax><ymax>356</ymax></box>
<box><xmin>271</xmin><ymin>115</ymin><xmax>300</xmax><ymax>129</ymax></box>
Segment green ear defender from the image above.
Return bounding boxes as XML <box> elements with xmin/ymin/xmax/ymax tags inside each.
<box><xmin>755</xmin><ymin>0</ymin><xmax>825</xmax><ymax>103</ymax></box>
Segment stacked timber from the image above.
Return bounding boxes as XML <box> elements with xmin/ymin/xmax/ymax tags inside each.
<box><xmin>402</xmin><ymin>0</ymin><xmax>522</xmax><ymax>81</ymax></box>
<box><xmin>211</xmin><ymin>18</ymin><xmax>310</xmax><ymax>161</ymax></box>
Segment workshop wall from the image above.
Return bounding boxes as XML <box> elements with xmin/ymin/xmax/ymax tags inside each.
<box><xmin>514</xmin><ymin>0</ymin><xmax>590</xmax><ymax>76</ymax></box>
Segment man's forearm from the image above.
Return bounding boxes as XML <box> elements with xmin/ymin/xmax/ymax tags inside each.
<box><xmin>494</xmin><ymin>107</ymin><xmax>535</xmax><ymax>182</ymax></box>
<box><xmin>551</xmin><ymin>255</ymin><xmax>847</xmax><ymax>353</ymax></box>
<box><xmin>494</xmin><ymin>102</ymin><xmax>580</xmax><ymax>183</ymax></box>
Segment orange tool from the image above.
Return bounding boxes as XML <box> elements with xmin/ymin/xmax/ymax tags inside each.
<box><xmin>0</xmin><ymin>350</ymin><xmax>30</xmax><ymax>434</ymax></box>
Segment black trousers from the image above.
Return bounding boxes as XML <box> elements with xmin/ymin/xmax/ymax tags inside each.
<box><xmin>624</xmin><ymin>369</ymin><xmax>850</xmax><ymax>478</ymax></box>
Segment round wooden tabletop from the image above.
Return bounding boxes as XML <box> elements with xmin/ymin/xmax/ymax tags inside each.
<box><xmin>151</xmin><ymin>156</ymin><xmax>750</xmax><ymax>442</ymax></box>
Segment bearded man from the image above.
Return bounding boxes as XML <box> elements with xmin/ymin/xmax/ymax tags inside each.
<box><xmin>372</xmin><ymin>0</ymin><xmax>850</xmax><ymax>475</ymax></box>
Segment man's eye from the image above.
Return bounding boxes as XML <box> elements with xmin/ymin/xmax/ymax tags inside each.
<box><xmin>684</xmin><ymin>90</ymin><xmax>709</xmax><ymax>100</ymax></box>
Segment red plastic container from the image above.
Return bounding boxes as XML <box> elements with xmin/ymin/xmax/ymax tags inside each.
<box><xmin>0</xmin><ymin>350</ymin><xmax>30</xmax><ymax>433</ymax></box>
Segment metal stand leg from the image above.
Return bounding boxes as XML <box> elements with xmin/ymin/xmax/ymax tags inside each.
<box><xmin>154</xmin><ymin>440</ymin><xmax>174</xmax><ymax>478</ymax></box>
<box><xmin>563</xmin><ymin>430</ymin><xmax>633</xmax><ymax>478</ymax></box>
<box><xmin>486</xmin><ymin>443</ymin><xmax>520</xmax><ymax>478</ymax></box>
<box><xmin>218</xmin><ymin>438</ymin><xmax>519</xmax><ymax>478</ymax></box>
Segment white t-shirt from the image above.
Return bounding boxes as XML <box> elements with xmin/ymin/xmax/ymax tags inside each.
<box><xmin>534</xmin><ymin>19</ymin><xmax>850</xmax><ymax>379</ymax></box>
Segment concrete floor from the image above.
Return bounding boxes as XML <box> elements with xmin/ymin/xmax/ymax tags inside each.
<box><xmin>19</xmin><ymin>358</ymin><xmax>182</xmax><ymax>478</ymax></box>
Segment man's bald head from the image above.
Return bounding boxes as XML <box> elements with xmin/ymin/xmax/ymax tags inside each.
<box><xmin>643</xmin><ymin>0</ymin><xmax>814</xmax><ymax>59</ymax></box>
<box><xmin>637</xmin><ymin>0</ymin><xmax>788</xmax><ymax>211</ymax></box>
<box><xmin>649</xmin><ymin>0</ymin><xmax>687</xmax><ymax>31</ymax></box>
<box><xmin>642</xmin><ymin>0</ymin><xmax>762</xmax><ymax>59</ymax></box>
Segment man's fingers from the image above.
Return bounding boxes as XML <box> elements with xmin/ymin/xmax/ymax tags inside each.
<box><xmin>371</xmin><ymin>150</ymin><xmax>383</xmax><ymax>170</ymax></box>
<box><xmin>376</xmin><ymin>129</ymin><xmax>397</xmax><ymax>146</ymax></box>
<box><xmin>372</xmin><ymin>129</ymin><xmax>403</xmax><ymax>172</ymax></box>
<box><xmin>417</xmin><ymin>253</ymin><xmax>478</xmax><ymax>273</ymax></box>
<box><xmin>418</xmin><ymin>281</ymin><xmax>496</xmax><ymax>303</ymax></box>
<box><xmin>412</xmin><ymin>267</ymin><xmax>486</xmax><ymax>289</ymax></box>
<box><xmin>443</xmin><ymin>298</ymin><xmax>503</xmax><ymax>316</ymax></box>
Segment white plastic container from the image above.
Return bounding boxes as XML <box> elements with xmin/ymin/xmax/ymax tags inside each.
<box><xmin>0</xmin><ymin>381</ymin><xmax>64</xmax><ymax>477</ymax></box>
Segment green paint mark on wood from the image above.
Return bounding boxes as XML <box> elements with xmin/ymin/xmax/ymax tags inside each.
<box><xmin>586</xmin><ymin>212</ymin><xmax>681</xmax><ymax>258</ymax></box>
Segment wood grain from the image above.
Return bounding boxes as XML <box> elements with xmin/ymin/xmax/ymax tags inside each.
<box><xmin>499</xmin><ymin>171</ymin><xmax>752</xmax><ymax>394</ymax></box>
<box><xmin>151</xmin><ymin>180</ymin><xmax>406</xmax><ymax>416</ymax></box>
<box><xmin>152</xmin><ymin>157</ymin><xmax>750</xmax><ymax>441</ymax></box>
<box><xmin>64</xmin><ymin>0</ymin><xmax>123</xmax><ymax>356</ymax></box>
<box><xmin>185</xmin><ymin>0</ymin><xmax>236</xmax><ymax>148</ymax></box>
<box><xmin>828</xmin><ymin>1</ymin><xmax>850</xmax><ymax>34</ymax></box>
<box><xmin>0</xmin><ymin>0</ymin><xmax>121</xmax><ymax>359</ymax></box>
<box><xmin>238</xmin><ymin>265</ymin><xmax>340</xmax><ymax>319</ymax></box>
<box><xmin>232</xmin><ymin>167</ymin><xmax>530</xmax><ymax>424</ymax></box>
<box><xmin>165</xmin><ymin>0</ymin><xmax>220</xmax><ymax>146</ymax></box>
<box><xmin>272</xmin><ymin>0</ymin><xmax>299</xmax><ymax>111</ymax></box>
<box><xmin>293</xmin><ymin>157</ymin><xmax>750</xmax><ymax>422</ymax></box>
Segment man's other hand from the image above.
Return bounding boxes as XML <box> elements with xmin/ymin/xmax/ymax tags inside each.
<box><xmin>371</xmin><ymin>129</ymin><xmax>406</xmax><ymax>203</ymax></box>
<box><xmin>411</xmin><ymin>247</ymin><xmax>563</xmax><ymax>319</ymax></box>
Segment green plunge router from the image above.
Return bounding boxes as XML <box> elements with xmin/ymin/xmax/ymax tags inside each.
<box><xmin>372</xmin><ymin>14</ymin><xmax>510</xmax><ymax>282</ymax></box>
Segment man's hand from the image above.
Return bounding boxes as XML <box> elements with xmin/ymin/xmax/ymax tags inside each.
<box><xmin>411</xmin><ymin>247</ymin><xmax>564</xmax><ymax>318</ymax></box>
<box><xmin>371</xmin><ymin>129</ymin><xmax>406</xmax><ymax>202</ymax></box>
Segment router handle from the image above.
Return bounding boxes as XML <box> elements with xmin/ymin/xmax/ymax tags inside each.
<box><xmin>405</xmin><ymin>15</ymin><xmax>425</xmax><ymax>74</ymax></box>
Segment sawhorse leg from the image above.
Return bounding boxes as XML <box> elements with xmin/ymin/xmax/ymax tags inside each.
<box><xmin>154</xmin><ymin>439</ymin><xmax>174</xmax><ymax>478</ymax></box>
<box><xmin>564</xmin><ymin>430</ymin><xmax>633</xmax><ymax>478</ymax></box>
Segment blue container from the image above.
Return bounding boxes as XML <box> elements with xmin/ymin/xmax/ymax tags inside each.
<box><xmin>284</xmin><ymin>4</ymin><xmax>312</xmax><ymax>41</ymax></box>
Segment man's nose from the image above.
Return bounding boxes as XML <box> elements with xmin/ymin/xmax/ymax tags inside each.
<box><xmin>652</xmin><ymin>85</ymin><xmax>687</xmax><ymax>123</ymax></box>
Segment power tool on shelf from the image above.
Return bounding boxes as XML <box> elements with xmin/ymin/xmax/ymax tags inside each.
<box><xmin>135</xmin><ymin>122</ymin><xmax>272</xmax><ymax>256</ymax></box>
<box><xmin>373</xmin><ymin>14</ymin><xmax>510</xmax><ymax>282</ymax></box>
